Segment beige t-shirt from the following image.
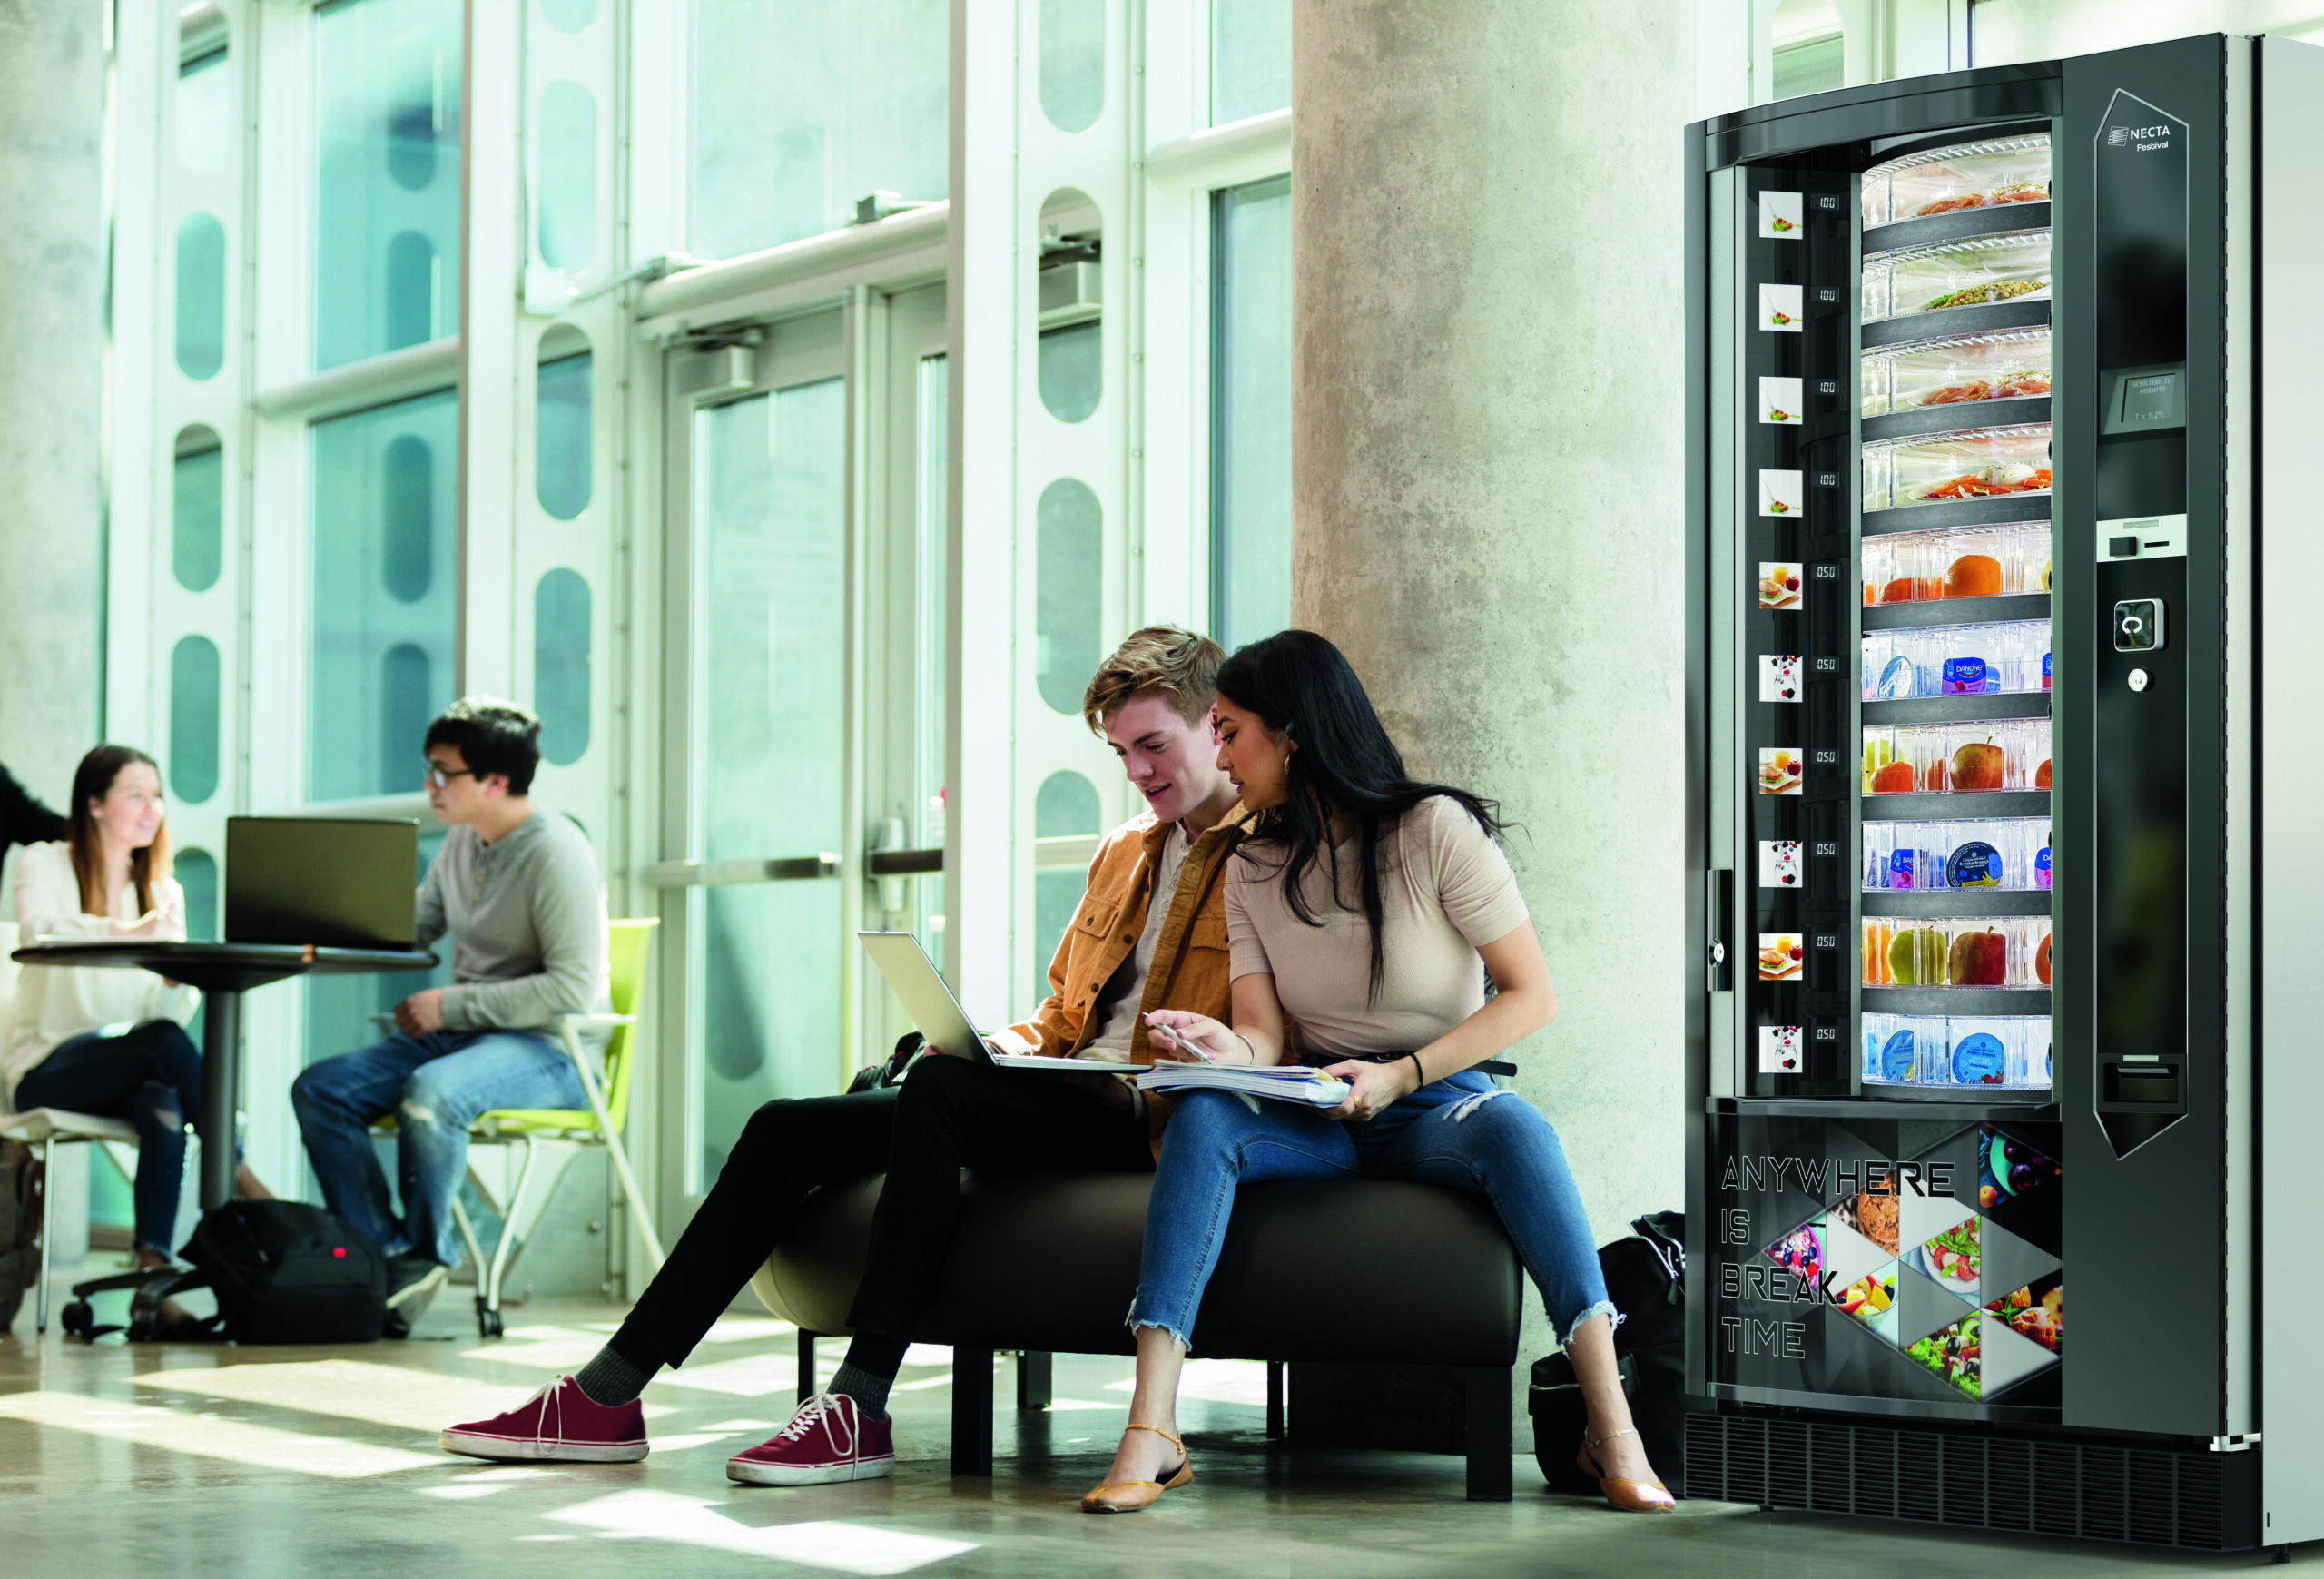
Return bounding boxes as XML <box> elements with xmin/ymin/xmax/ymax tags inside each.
<box><xmin>1225</xmin><ymin>796</ymin><xmax>1531</xmax><ymax>1060</ymax></box>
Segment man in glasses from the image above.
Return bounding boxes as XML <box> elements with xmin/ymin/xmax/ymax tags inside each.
<box><xmin>291</xmin><ymin>696</ymin><xmax>610</xmax><ymax>1335</ymax></box>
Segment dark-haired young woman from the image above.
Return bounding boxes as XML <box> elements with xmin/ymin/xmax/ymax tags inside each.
<box><xmin>1083</xmin><ymin>630</ymin><xmax>1672</xmax><ymax>1515</ymax></box>
<box><xmin>5</xmin><ymin>746</ymin><xmax>271</xmax><ymax>1268</ymax></box>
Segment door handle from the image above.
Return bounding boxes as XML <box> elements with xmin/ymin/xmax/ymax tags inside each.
<box><xmin>1707</xmin><ymin>868</ymin><xmax>1735</xmax><ymax>992</ymax></box>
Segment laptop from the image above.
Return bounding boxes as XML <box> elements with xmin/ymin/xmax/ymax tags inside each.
<box><xmin>225</xmin><ymin>817</ymin><xmax>419</xmax><ymax>950</ymax></box>
<box><xmin>858</xmin><ymin>932</ymin><xmax>1149</xmax><ymax>1071</ymax></box>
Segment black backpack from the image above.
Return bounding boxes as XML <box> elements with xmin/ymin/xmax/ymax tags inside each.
<box><xmin>1529</xmin><ymin>1210</ymin><xmax>1686</xmax><ymax>1495</ymax></box>
<box><xmin>182</xmin><ymin>1200</ymin><xmax>389</xmax><ymax>1344</ymax></box>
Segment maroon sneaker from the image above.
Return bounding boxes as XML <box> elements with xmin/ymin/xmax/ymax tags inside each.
<box><xmin>726</xmin><ymin>1393</ymin><xmax>894</xmax><ymax>1485</ymax></box>
<box><xmin>440</xmin><ymin>1375</ymin><xmax>648</xmax><ymax>1463</ymax></box>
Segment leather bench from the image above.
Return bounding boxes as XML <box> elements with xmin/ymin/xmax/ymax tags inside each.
<box><xmin>747</xmin><ymin>1169</ymin><xmax>1524</xmax><ymax>1499</ymax></box>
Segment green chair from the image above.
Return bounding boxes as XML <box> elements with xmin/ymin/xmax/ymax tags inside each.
<box><xmin>374</xmin><ymin>917</ymin><xmax>666</xmax><ymax>1337</ymax></box>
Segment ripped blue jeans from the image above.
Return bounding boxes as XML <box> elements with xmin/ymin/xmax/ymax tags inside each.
<box><xmin>1128</xmin><ymin>1068</ymin><xmax>1618</xmax><ymax>1349</ymax></box>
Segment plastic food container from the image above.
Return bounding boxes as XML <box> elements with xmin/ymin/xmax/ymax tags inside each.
<box><xmin>1862</xmin><ymin>817</ymin><xmax>2052</xmax><ymax>893</ymax></box>
<box><xmin>1860</xmin><ymin>329</ymin><xmax>2053</xmax><ymax>417</ymax></box>
<box><xmin>1861</xmin><ymin>521</ymin><xmax>2053</xmax><ymax>604</ymax></box>
<box><xmin>1861</xmin><ymin>231</ymin><xmax>2052</xmax><ymax>324</ymax></box>
<box><xmin>1862</xmin><ymin>915</ymin><xmax>2052</xmax><ymax>988</ymax></box>
<box><xmin>1861</xmin><ymin>134</ymin><xmax>2052</xmax><ymax>229</ymax></box>
<box><xmin>1862</xmin><ymin>717</ymin><xmax>2051</xmax><ymax>794</ymax></box>
<box><xmin>1862</xmin><ymin>1012</ymin><xmax>2051</xmax><ymax>1090</ymax></box>
<box><xmin>1863</xmin><ymin>423</ymin><xmax>2052</xmax><ymax>512</ymax></box>
<box><xmin>1863</xmin><ymin>621</ymin><xmax>2051</xmax><ymax>701</ymax></box>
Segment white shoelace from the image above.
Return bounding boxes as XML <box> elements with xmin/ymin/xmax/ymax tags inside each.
<box><xmin>532</xmin><ymin>1377</ymin><xmax>572</xmax><ymax>1446</ymax></box>
<box><xmin>774</xmin><ymin>1393</ymin><xmax>859</xmax><ymax>1457</ymax></box>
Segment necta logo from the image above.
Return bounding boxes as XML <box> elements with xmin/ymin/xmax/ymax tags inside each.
<box><xmin>2110</xmin><ymin>124</ymin><xmax>2172</xmax><ymax>145</ymax></box>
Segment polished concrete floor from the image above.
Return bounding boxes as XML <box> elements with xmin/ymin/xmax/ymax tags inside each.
<box><xmin>0</xmin><ymin>1268</ymin><xmax>2309</xmax><ymax>1578</ymax></box>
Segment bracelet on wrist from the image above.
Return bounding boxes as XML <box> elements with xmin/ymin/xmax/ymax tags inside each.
<box><xmin>1404</xmin><ymin>1051</ymin><xmax>1426</xmax><ymax>1088</ymax></box>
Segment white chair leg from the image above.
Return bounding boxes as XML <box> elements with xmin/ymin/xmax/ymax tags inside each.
<box><xmin>36</xmin><ymin>1135</ymin><xmax>54</xmax><ymax>1337</ymax></box>
<box><xmin>450</xmin><ymin>1193</ymin><xmax>487</xmax><ymax>1283</ymax></box>
<box><xmin>487</xmin><ymin>1137</ymin><xmax>580</xmax><ymax>1315</ymax></box>
<box><xmin>558</xmin><ymin>1027</ymin><xmax>666</xmax><ymax>1269</ymax></box>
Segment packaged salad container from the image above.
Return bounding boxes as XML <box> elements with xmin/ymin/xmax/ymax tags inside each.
<box><xmin>1861</xmin><ymin>231</ymin><xmax>2052</xmax><ymax>325</ymax></box>
<box><xmin>1860</xmin><ymin>328</ymin><xmax>2053</xmax><ymax>417</ymax></box>
<box><xmin>1863</xmin><ymin>423</ymin><xmax>2052</xmax><ymax>513</ymax></box>
<box><xmin>1860</xmin><ymin>133</ymin><xmax>2053</xmax><ymax>228</ymax></box>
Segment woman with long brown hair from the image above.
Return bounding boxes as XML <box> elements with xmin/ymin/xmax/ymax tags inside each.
<box><xmin>5</xmin><ymin>745</ymin><xmax>268</xmax><ymax>1268</ymax></box>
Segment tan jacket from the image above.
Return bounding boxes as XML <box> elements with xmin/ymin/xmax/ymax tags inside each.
<box><xmin>991</xmin><ymin>804</ymin><xmax>1253</xmax><ymax>1141</ymax></box>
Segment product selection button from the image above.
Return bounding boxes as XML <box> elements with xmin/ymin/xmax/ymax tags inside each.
<box><xmin>2113</xmin><ymin>598</ymin><xmax>2165</xmax><ymax>653</ymax></box>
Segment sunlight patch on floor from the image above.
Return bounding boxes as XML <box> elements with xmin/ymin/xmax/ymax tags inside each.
<box><xmin>541</xmin><ymin>1489</ymin><xmax>976</xmax><ymax>1574</ymax></box>
<box><xmin>133</xmin><ymin>1357</ymin><xmax>677</xmax><ymax>1429</ymax></box>
<box><xmin>0</xmin><ymin>1389</ymin><xmax>438</xmax><ymax>1478</ymax></box>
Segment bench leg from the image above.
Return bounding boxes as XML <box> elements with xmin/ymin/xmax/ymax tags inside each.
<box><xmin>797</xmin><ymin>1330</ymin><xmax>817</xmax><ymax>1406</ymax></box>
<box><xmin>951</xmin><ymin>1346</ymin><xmax>994</xmax><ymax>1476</ymax></box>
<box><xmin>1015</xmin><ymin>1350</ymin><xmax>1052</xmax><ymax>1411</ymax></box>
<box><xmin>1462</xmin><ymin>1366</ymin><xmax>1513</xmax><ymax>1502</ymax></box>
<box><xmin>1266</xmin><ymin>1360</ymin><xmax>1285</xmax><ymax>1439</ymax></box>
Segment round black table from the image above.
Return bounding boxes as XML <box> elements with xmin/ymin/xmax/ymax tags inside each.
<box><xmin>9</xmin><ymin>942</ymin><xmax>436</xmax><ymax>1210</ymax></box>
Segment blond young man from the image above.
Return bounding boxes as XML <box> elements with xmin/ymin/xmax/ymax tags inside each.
<box><xmin>443</xmin><ymin>627</ymin><xmax>1248</xmax><ymax>1485</ymax></box>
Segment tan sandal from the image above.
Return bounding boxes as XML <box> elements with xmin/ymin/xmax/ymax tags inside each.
<box><xmin>1577</xmin><ymin>1426</ymin><xmax>1676</xmax><ymax>1514</ymax></box>
<box><xmin>1079</xmin><ymin>1424</ymin><xmax>1193</xmax><ymax>1514</ymax></box>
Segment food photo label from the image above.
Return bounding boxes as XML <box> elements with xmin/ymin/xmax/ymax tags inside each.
<box><xmin>1758</xmin><ymin>562</ymin><xmax>1804</xmax><ymax>608</ymax></box>
<box><xmin>1759</xmin><ymin>190</ymin><xmax>1804</xmax><ymax>238</ymax></box>
<box><xmin>1758</xmin><ymin>376</ymin><xmax>1803</xmax><ymax>425</ymax></box>
<box><xmin>1758</xmin><ymin>469</ymin><xmax>1804</xmax><ymax>516</ymax></box>
<box><xmin>1758</xmin><ymin>839</ymin><xmax>1803</xmax><ymax>889</ymax></box>
<box><xmin>1758</xmin><ymin>655</ymin><xmax>1802</xmax><ymax>703</ymax></box>
<box><xmin>1758</xmin><ymin>933</ymin><xmax>1804</xmax><ymax>982</ymax></box>
<box><xmin>1760</xmin><ymin>281</ymin><xmax>1804</xmax><ymax>331</ymax></box>
<box><xmin>1758</xmin><ymin>1025</ymin><xmax>1802</xmax><ymax>1072</ymax></box>
<box><xmin>1758</xmin><ymin>747</ymin><xmax>1803</xmax><ymax>795</ymax></box>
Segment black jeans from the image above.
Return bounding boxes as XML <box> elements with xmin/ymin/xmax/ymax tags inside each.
<box><xmin>610</xmin><ymin>1056</ymin><xmax>1150</xmax><ymax>1372</ymax></box>
<box><xmin>15</xmin><ymin>1019</ymin><xmax>204</xmax><ymax>1255</ymax></box>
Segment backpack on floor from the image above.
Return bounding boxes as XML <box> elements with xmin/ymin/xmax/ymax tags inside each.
<box><xmin>0</xmin><ymin>1140</ymin><xmax>41</xmax><ymax>1332</ymax></box>
<box><xmin>1529</xmin><ymin>1210</ymin><xmax>1686</xmax><ymax>1495</ymax></box>
<box><xmin>181</xmin><ymin>1200</ymin><xmax>389</xmax><ymax>1344</ymax></box>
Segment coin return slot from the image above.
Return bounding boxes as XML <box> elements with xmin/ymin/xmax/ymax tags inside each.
<box><xmin>2104</xmin><ymin>1063</ymin><xmax>2180</xmax><ymax>1105</ymax></box>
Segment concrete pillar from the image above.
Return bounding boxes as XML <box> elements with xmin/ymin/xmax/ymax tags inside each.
<box><xmin>1292</xmin><ymin>0</ymin><xmax>1694</xmax><ymax>1401</ymax></box>
<box><xmin>0</xmin><ymin>1</ymin><xmax>107</xmax><ymax>801</ymax></box>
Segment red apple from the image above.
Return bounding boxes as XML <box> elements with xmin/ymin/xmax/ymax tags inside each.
<box><xmin>1951</xmin><ymin>740</ymin><xmax>2005</xmax><ymax>792</ymax></box>
<box><xmin>2035</xmin><ymin>757</ymin><xmax>2053</xmax><ymax>789</ymax></box>
<box><xmin>2035</xmin><ymin>935</ymin><xmax>2053</xmax><ymax>985</ymax></box>
<box><xmin>1948</xmin><ymin>930</ymin><xmax>2007</xmax><ymax>987</ymax></box>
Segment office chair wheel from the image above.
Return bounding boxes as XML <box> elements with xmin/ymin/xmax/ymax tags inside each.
<box><xmin>474</xmin><ymin>1296</ymin><xmax>504</xmax><ymax>1339</ymax></box>
<box><xmin>60</xmin><ymin>1301</ymin><xmax>94</xmax><ymax>1340</ymax></box>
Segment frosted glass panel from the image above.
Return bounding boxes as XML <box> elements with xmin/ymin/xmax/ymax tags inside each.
<box><xmin>175</xmin><ymin>213</ymin><xmax>227</xmax><ymax>380</ymax></box>
<box><xmin>690</xmin><ymin>0</ymin><xmax>947</xmax><ymax>259</ymax></box>
<box><xmin>309</xmin><ymin>389</ymin><xmax>458</xmax><ymax>800</ymax></box>
<box><xmin>1032</xmin><ymin>770</ymin><xmax>1102</xmax><ymax>1002</ymax></box>
<box><xmin>1039</xmin><ymin>321</ymin><xmax>1100</xmax><ymax>424</ymax></box>
<box><xmin>1035</xmin><ymin>479</ymin><xmax>1102</xmax><ymax>715</ymax></box>
<box><xmin>172</xmin><ymin>429</ymin><xmax>223</xmax><ymax>593</ymax></box>
<box><xmin>1213</xmin><ymin>174</ymin><xmax>1293</xmax><ymax>650</ymax></box>
<box><xmin>1039</xmin><ymin>0</ymin><xmax>1104</xmax><ymax>132</ymax></box>
<box><xmin>541</xmin><ymin>0</ymin><xmax>596</xmax><ymax>33</ymax></box>
<box><xmin>534</xmin><ymin>568</ymin><xmax>591</xmax><ymax>767</ymax></box>
<box><xmin>176</xmin><ymin>36</ymin><xmax>231</xmax><ymax>173</ymax></box>
<box><xmin>313</xmin><ymin>0</ymin><xmax>462</xmax><ymax>370</ymax></box>
<box><xmin>1212</xmin><ymin>0</ymin><xmax>1290</xmax><ymax>123</ymax></box>
<box><xmin>176</xmin><ymin>847</ymin><xmax>218</xmax><ymax>943</ymax></box>
<box><xmin>689</xmin><ymin>379</ymin><xmax>847</xmax><ymax>1188</ymax></box>
<box><xmin>169</xmin><ymin>636</ymin><xmax>221</xmax><ymax>804</ymax></box>
<box><xmin>537</xmin><ymin>80</ymin><xmax>596</xmax><ymax>270</ymax></box>
<box><xmin>537</xmin><ymin>349</ymin><xmax>592</xmax><ymax>519</ymax></box>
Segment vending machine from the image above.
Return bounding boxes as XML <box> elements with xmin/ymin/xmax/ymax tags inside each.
<box><xmin>1683</xmin><ymin>34</ymin><xmax>2324</xmax><ymax>1552</ymax></box>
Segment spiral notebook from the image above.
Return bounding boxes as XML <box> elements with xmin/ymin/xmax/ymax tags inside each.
<box><xmin>1134</xmin><ymin>1064</ymin><xmax>1352</xmax><ymax>1108</ymax></box>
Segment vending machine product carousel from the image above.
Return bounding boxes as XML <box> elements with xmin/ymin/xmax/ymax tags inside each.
<box><xmin>1683</xmin><ymin>34</ymin><xmax>2324</xmax><ymax>1553</ymax></box>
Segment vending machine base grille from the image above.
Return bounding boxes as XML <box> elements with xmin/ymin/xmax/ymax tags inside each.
<box><xmin>1684</xmin><ymin>1413</ymin><xmax>2260</xmax><ymax>1550</ymax></box>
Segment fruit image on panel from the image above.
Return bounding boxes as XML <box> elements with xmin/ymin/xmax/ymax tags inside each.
<box><xmin>1976</xmin><ymin>1127</ymin><xmax>2062</xmax><ymax>1211</ymax></box>
<box><xmin>1764</xmin><ymin>1218</ymin><xmax>1825</xmax><ymax>1282</ymax></box>
<box><xmin>1758</xmin><ymin>839</ymin><xmax>1803</xmax><ymax>888</ymax></box>
<box><xmin>1836</xmin><ymin>1262</ymin><xmax>1899</xmax><ymax>1330</ymax></box>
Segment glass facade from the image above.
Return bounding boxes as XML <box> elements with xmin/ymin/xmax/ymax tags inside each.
<box><xmin>308</xmin><ymin>388</ymin><xmax>459</xmax><ymax>801</ymax></box>
<box><xmin>176</xmin><ymin>29</ymin><xmax>231</xmax><ymax>172</ymax></box>
<box><xmin>915</xmin><ymin>354</ymin><xmax>950</xmax><ymax>959</ymax></box>
<box><xmin>689</xmin><ymin>0</ymin><xmax>949</xmax><ymax>259</ymax></box>
<box><xmin>312</xmin><ymin>0</ymin><xmax>463</xmax><ymax>370</ymax></box>
<box><xmin>1032</xmin><ymin>769</ymin><xmax>1102</xmax><ymax>1002</ymax></box>
<box><xmin>1039</xmin><ymin>0</ymin><xmax>1106</xmax><ymax>132</ymax></box>
<box><xmin>537</xmin><ymin>80</ymin><xmax>597</xmax><ymax>271</ymax></box>
<box><xmin>1035</xmin><ymin>478</ymin><xmax>1103</xmax><ymax>715</ymax></box>
<box><xmin>1212</xmin><ymin>0</ymin><xmax>1292</xmax><ymax>123</ymax></box>
<box><xmin>175</xmin><ymin>213</ymin><xmax>227</xmax><ymax>380</ymax></box>
<box><xmin>535</xmin><ymin>567</ymin><xmax>592</xmax><ymax>767</ymax></box>
<box><xmin>689</xmin><ymin>379</ymin><xmax>848</xmax><ymax>1187</ymax></box>
<box><xmin>172</xmin><ymin>429</ymin><xmax>223</xmax><ymax>593</ymax></box>
<box><xmin>168</xmin><ymin>635</ymin><xmax>221</xmax><ymax>804</ymax></box>
<box><xmin>1212</xmin><ymin>173</ymin><xmax>1294</xmax><ymax>651</ymax></box>
<box><xmin>537</xmin><ymin>348</ymin><xmax>593</xmax><ymax>520</ymax></box>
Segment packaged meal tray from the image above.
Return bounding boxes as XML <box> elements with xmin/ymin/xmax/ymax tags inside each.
<box><xmin>1862</xmin><ymin>423</ymin><xmax>2052</xmax><ymax>513</ymax></box>
<box><xmin>1861</xmin><ymin>231</ymin><xmax>2052</xmax><ymax>324</ymax></box>
<box><xmin>1860</xmin><ymin>329</ymin><xmax>2053</xmax><ymax>417</ymax></box>
<box><xmin>1861</xmin><ymin>133</ymin><xmax>2052</xmax><ymax>229</ymax></box>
